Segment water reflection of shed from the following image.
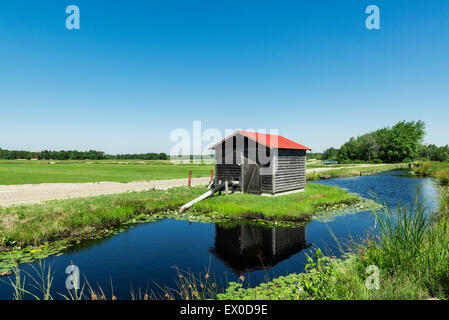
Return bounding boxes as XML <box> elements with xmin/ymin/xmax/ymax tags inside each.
<box><xmin>211</xmin><ymin>223</ymin><xmax>309</xmax><ymax>273</ymax></box>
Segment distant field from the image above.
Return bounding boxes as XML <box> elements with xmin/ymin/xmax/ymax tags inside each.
<box><xmin>0</xmin><ymin>160</ymin><xmax>214</xmax><ymax>185</ymax></box>
<box><xmin>0</xmin><ymin>160</ymin><xmax>403</xmax><ymax>185</ymax></box>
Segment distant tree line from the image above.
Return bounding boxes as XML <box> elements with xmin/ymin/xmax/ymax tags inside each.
<box><xmin>0</xmin><ymin>148</ymin><xmax>168</xmax><ymax>160</ymax></box>
<box><xmin>0</xmin><ymin>148</ymin><xmax>40</xmax><ymax>160</ymax></box>
<box><xmin>39</xmin><ymin>150</ymin><xmax>107</xmax><ymax>160</ymax></box>
<box><xmin>418</xmin><ymin>144</ymin><xmax>449</xmax><ymax>162</ymax></box>
<box><xmin>110</xmin><ymin>153</ymin><xmax>168</xmax><ymax>160</ymax></box>
<box><xmin>321</xmin><ymin>120</ymin><xmax>446</xmax><ymax>163</ymax></box>
<box><xmin>306</xmin><ymin>152</ymin><xmax>323</xmax><ymax>160</ymax></box>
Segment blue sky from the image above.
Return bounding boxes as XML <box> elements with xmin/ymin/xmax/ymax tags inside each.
<box><xmin>0</xmin><ymin>0</ymin><xmax>448</xmax><ymax>153</ymax></box>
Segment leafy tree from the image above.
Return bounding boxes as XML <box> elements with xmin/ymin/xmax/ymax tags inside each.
<box><xmin>419</xmin><ymin>144</ymin><xmax>449</xmax><ymax>162</ymax></box>
<box><xmin>323</xmin><ymin>120</ymin><xmax>427</xmax><ymax>163</ymax></box>
<box><xmin>322</xmin><ymin>147</ymin><xmax>339</xmax><ymax>161</ymax></box>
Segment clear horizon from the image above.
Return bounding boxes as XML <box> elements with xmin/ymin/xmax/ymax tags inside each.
<box><xmin>1</xmin><ymin>1</ymin><xmax>448</xmax><ymax>154</ymax></box>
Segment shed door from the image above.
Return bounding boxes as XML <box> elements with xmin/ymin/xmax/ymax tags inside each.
<box><xmin>243</xmin><ymin>163</ymin><xmax>261</xmax><ymax>194</ymax></box>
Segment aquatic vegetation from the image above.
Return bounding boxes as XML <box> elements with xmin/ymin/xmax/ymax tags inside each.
<box><xmin>0</xmin><ymin>242</ymin><xmax>68</xmax><ymax>274</ymax></box>
<box><xmin>217</xmin><ymin>249</ymin><xmax>340</xmax><ymax>300</ymax></box>
<box><xmin>1</xmin><ymin>260</ymin><xmax>55</xmax><ymax>300</ymax></box>
<box><xmin>311</xmin><ymin>198</ymin><xmax>380</xmax><ymax>223</ymax></box>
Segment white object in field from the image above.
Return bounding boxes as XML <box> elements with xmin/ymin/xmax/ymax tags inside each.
<box><xmin>178</xmin><ymin>180</ymin><xmax>239</xmax><ymax>214</ymax></box>
<box><xmin>179</xmin><ymin>189</ymin><xmax>214</xmax><ymax>214</ymax></box>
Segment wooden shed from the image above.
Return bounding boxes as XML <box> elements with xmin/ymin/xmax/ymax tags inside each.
<box><xmin>209</xmin><ymin>131</ymin><xmax>311</xmax><ymax>196</ymax></box>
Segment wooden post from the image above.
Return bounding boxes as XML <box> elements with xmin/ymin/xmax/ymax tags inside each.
<box><xmin>225</xmin><ymin>181</ymin><xmax>229</xmax><ymax>195</ymax></box>
<box><xmin>188</xmin><ymin>170</ymin><xmax>192</xmax><ymax>187</ymax></box>
<box><xmin>210</xmin><ymin>170</ymin><xmax>214</xmax><ymax>183</ymax></box>
<box><xmin>272</xmin><ymin>154</ymin><xmax>276</xmax><ymax>195</ymax></box>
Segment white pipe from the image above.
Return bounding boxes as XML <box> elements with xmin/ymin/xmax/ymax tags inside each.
<box><xmin>178</xmin><ymin>180</ymin><xmax>239</xmax><ymax>214</ymax></box>
<box><xmin>179</xmin><ymin>189</ymin><xmax>214</xmax><ymax>214</ymax></box>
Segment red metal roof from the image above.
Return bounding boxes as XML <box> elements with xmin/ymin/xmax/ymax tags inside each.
<box><xmin>210</xmin><ymin>130</ymin><xmax>311</xmax><ymax>150</ymax></box>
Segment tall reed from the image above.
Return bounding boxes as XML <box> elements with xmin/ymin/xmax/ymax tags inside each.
<box><xmin>366</xmin><ymin>193</ymin><xmax>429</xmax><ymax>274</ymax></box>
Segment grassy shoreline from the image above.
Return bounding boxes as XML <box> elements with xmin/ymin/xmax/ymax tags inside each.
<box><xmin>306</xmin><ymin>163</ymin><xmax>407</xmax><ymax>180</ymax></box>
<box><xmin>0</xmin><ymin>183</ymin><xmax>374</xmax><ymax>271</ymax></box>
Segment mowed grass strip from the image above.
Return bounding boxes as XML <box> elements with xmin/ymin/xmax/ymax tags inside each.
<box><xmin>0</xmin><ymin>183</ymin><xmax>359</xmax><ymax>249</ymax></box>
<box><xmin>0</xmin><ymin>160</ymin><xmax>213</xmax><ymax>185</ymax></box>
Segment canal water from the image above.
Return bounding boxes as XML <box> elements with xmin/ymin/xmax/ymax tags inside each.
<box><xmin>0</xmin><ymin>170</ymin><xmax>440</xmax><ymax>299</ymax></box>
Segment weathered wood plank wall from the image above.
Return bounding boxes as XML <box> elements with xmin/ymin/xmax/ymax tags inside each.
<box><xmin>274</xmin><ymin>149</ymin><xmax>306</xmax><ymax>193</ymax></box>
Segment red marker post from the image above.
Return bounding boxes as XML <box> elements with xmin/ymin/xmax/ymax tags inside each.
<box><xmin>210</xmin><ymin>170</ymin><xmax>214</xmax><ymax>183</ymax></box>
<box><xmin>188</xmin><ymin>170</ymin><xmax>192</xmax><ymax>187</ymax></box>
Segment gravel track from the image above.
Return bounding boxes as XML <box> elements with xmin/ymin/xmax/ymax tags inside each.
<box><xmin>0</xmin><ymin>177</ymin><xmax>211</xmax><ymax>206</ymax></box>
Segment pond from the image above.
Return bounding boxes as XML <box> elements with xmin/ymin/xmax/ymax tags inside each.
<box><xmin>0</xmin><ymin>170</ymin><xmax>440</xmax><ymax>299</ymax></box>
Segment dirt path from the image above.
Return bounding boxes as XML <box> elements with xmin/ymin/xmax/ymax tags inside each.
<box><xmin>0</xmin><ymin>177</ymin><xmax>211</xmax><ymax>207</ymax></box>
<box><xmin>0</xmin><ymin>164</ymin><xmax>384</xmax><ymax>207</ymax></box>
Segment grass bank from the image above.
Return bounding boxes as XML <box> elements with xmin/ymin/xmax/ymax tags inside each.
<box><xmin>306</xmin><ymin>163</ymin><xmax>407</xmax><ymax>180</ymax></box>
<box><xmin>0</xmin><ymin>183</ymin><xmax>368</xmax><ymax>253</ymax></box>
<box><xmin>413</xmin><ymin>161</ymin><xmax>449</xmax><ymax>185</ymax></box>
<box><xmin>193</xmin><ymin>184</ymin><xmax>367</xmax><ymax>220</ymax></box>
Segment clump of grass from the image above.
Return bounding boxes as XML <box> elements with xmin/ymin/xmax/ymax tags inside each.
<box><xmin>435</xmin><ymin>169</ymin><xmax>449</xmax><ymax>185</ymax></box>
<box><xmin>1</xmin><ymin>260</ymin><xmax>55</xmax><ymax>300</ymax></box>
<box><xmin>363</xmin><ymin>195</ymin><xmax>430</xmax><ymax>275</ymax></box>
<box><xmin>441</xmin><ymin>191</ymin><xmax>449</xmax><ymax>217</ymax></box>
<box><xmin>354</xmin><ymin>194</ymin><xmax>449</xmax><ymax>298</ymax></box>
<box><xmin>194</xmin><ymin>183</ymin><xmax>363</xmax><ymax>220</ymax></box>
<box><xmin>414</xmin><ymin>161</ymin><xmax>449</xmax><ymax>178</ymax></box>
<box><xmin>156</xmin><ymin>265</ymin><xmax>226</xmax><ymax>300</ymax></box>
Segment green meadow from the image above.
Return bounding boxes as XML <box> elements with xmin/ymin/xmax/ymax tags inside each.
<box><xmin>0</xmin><ymin>160</ymin><xmax>404</xmax><ymax>185</ymax></box>
<box><xmin>0</xmin><ymin>160</ymin><xmax>213</xmax><ymax>185</ymax></box>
